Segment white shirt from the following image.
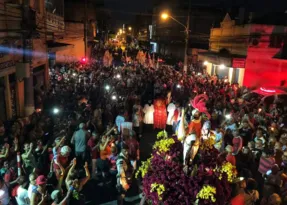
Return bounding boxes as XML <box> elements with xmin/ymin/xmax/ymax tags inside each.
<box><xmin>143</xmin><ymin>104</ymin><xmax>154</xmax><ymax>124</ymax></box>
<box><xmin>16</xmin><ymin>186</ymin><xmax>29</xmax><ymax>205</ymax></box>
<box><xmin>166</xmin><ymin>103</ymin><xmax>176</xmax><ymax>125</ymax></box>
<box><xmin>27</xmin><ymin>184</ymin><xmax>35</xmax><ymax>200</ymax></box>
<box><xmin>115</xmin><ymin>115</ymin><xmax>125</xmax><ymax>132</ymax></box>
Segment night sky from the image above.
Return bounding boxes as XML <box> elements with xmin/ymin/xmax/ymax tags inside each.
<box><xmin>103</xmin><ymin>0</ymin><xmax>152</xmax><ymax>28</ymax></box>
<box><xmin>101</xmin><ymin>0</ymin><xmax>287</xmax><ymax>28</ymax></box>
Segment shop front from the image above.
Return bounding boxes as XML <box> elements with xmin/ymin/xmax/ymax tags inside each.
<box><xmin>198</xmin><ymin>51</ymin><xmax>246</xmax><ymax>86</ymax></box>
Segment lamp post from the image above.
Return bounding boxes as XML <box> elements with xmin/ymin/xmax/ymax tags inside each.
<box><xmin>161</xmin><ymin>4</ymin><xmax>191</xmax><ymax>72</ymax></box>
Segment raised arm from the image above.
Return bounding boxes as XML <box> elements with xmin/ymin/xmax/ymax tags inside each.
<box><xmin>65</xmin><ymin>158</ymin><xmax>76</xmax><ymax>190</ymax></box>
<box><xmin>0</xmin><ymin>144</ymin><xmax>9</xmax><ymax>158</ymax></box>
<box><xmin>79</xmin><ymin>162</ymin><xmax>90</xmax><ymax>191</ymax></box>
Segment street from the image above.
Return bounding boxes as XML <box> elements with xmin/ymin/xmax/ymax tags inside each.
<box><xmin>81</xmin><ymin>124</ymin><xmax>173</xmax><ymax>205</ymax></box>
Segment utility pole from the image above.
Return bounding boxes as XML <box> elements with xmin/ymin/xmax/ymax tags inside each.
<box><xmin>183</xmin><ymin>0</ymin><xmax>191</xmax><ymax>73</ymax></box>
<box><xmin>84</xmin><ymin>0</ymin><xmax>88</xmax><ymax>57</ymax></box>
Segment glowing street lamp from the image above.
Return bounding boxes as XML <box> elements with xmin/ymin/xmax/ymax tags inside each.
<box><xmin>160</xmin><ymin>11</ymin><xmax>190</xmax><ymax>72</ymax></box>
<box><xmin>53</xmin><ymin>108</ymin><xmax>60</xmax><ymax>115</ymax></box>
<box><xmin>219</xmin><ymin>64</ymin><xmax>226</xmax><ymax>69</ymax></box>
<box><xmin>161</xmin><ymin>13</ymin><xmax>169</xmax><ymax>20</ymax></box>
<box><xmin>105</xmin><ymin>85</ymin><xmax>110</xmax><ymax>91</ymax></box>
<box><xmin>119</xmin><ymin>29</ymin><xmax>123</xmax><ymax>34</ymax></box>
<box><xmin>128</xmin><ymin>27</ymin><xmax>132</xmax><ymax>31</ymax></box>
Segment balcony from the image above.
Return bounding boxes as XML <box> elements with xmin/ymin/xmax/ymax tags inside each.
<box><xmin>46</xmin><ymin>12</ymin><xmax>64</xmax><ymax>37</ymax></box>
<box><xmin>0</xmin><ymin>3</ymin><xmax>22</xmax><ymax>36</ymax></box>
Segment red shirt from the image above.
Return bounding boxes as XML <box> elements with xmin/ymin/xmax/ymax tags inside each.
<box><xmin>226</xmin><ymin>154</ymin><xmax>236</xmax><ymax>166</ymax></box>
<box><xmin>125</xmin><ymin>138</ymin><xmax>139</xmax><ymax>160</ymax></box>
<box><xmin>87</xmin><ymin>138</ymin><xmax>99</xmax><ymax>159</ymax></box>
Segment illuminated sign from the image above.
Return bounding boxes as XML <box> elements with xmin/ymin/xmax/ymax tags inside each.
<box><xmin>260</xmin><ymin>87</ymin><xmax>276</xmax><ymax>93</ymax></box>
<box><xmin>232</xmin><ymin>58</ymin><xmax>245</xmax><ymax>68</ymax></box>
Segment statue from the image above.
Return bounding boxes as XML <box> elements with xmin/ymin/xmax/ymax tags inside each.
<box><xmin>184</xmin><ymin>94</ymin><xmax>210</xmax><ymax>167</ymax></box>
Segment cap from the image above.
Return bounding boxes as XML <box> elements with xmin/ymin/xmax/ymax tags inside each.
<box><xmin>60</xmin><ymin>146</ymin><xmax>71</xmax><ymax>157</ymax></box>
<box><xmin>36</xmin><ymin>175</ymin><xmax>47</xmax><ymax>185</ymax></box>
<box><xmin>51</xmin><ymin>190</ymin><xmax>60</xmax><ymax>200</ymax></box>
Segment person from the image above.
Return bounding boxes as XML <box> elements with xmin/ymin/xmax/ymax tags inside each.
<box><xmin>97</xmin><ymin>135</ymin><xmax>112</xmax><ymax>178</ymax></box>
<box><xmin>166</xmin><ymin>101</ymin><xmax>176</xmax><ymax>126</ymax></box>
<box><xmin>30</xmin><ymin>175</ymin><xmax>48</xmax><ymax>205</ymax></box>
<box><xmin>15</xmin><ymin>176</ymin><xmax>30</xmax><ymax>205</ymax></box>
<box><xmin>254</xmin><ymin>128</ymin><xmax>266</xmax><ymax>145</ymax></box>
<box><xmin>258</xmin><ymin>149</ymin><xmax>275</xmax><ymax>176</ymax></box>
<box><xmin>116</xmin><ymin>144</ymin><xmax>134</xmax><ymax>205</ymax></box>
<box><xmin>226</xmin><ymin>145</ymin><xmax>236</xmax><ymax>166</ymax></box>
<box><xmin>93</xmin><ymin>105</ymin><xmax>103</xmax><ymax>133</ymax></box>
<box><xmin>21</xmin><ymin>143</ymin><xmax>36</xmax><ymax>175</ymax></box>
<box><xmin>244</xmin><ymin>178</ymin><xmax>259</xmax><ymax>205</ymax></box>
<box><xmin>71</xmin><ymin>123</ymin><xmax>88</xmax><ymax>164</ymax></box>
<box><xmin>115</xmin><ymin>111</ymin><xmax>125</xmax><ymax>132</ymax></box>
<box><xmin>87</xmin><ymin>132</ymin><xmax>100</xmax><ymax>177</ymax></box>
<box><xmin>143</xmin><ymin>101</ymin><xmax>154</xmax><ymax>125</ymax></box>
<box><xmin>65</xmin><ymin>159</ymin><xmax>90</xmax><ymax>205</ymax></box>
<box><xmin>239</xmin><ymin>119</ymin><xmax>254</xmax><ymax>146</ymax></box>
<box><xmin>260</xmin><ymin>193</ymin><xmax>282</xmax><ymax>205</ymax></box>
<box><xmin>232</xmin><ymin>129</ymin><xmax>243</xmax><ymax>155</ymax></box>
<box><xmin>132</xmin><ymin>105</ymin><xmax>142</xmax><ymax>139</ymax></box>
<box><xmin>28</xmin><ymin>172</ymin><xmax>37</xmax><ymax>200</ymax></box>
<box><xmin>125</xmin><ymin>133</ymin><xmax>139</xmax><ymax>169</ymax></box>
<box><xmin>51</xmin><ymin>188</ymin><xmax>73</xmax><ymax>205</ymax></box>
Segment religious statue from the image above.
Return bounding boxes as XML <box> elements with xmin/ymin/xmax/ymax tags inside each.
<box><xmin>184</xmin><ymin>94</ymin><xmax>210</xmax><ymax>165</ymax></box>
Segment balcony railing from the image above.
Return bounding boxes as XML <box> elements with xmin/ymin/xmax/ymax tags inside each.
<box><xmin>46</xmin><ymin>12</ymin><xmax>64</xmax><ymax>34</ymax></box>
<box><xmin>0</xmin><ymin>3</ymin><xmax>22</xmax><ymax>32</ymax></box>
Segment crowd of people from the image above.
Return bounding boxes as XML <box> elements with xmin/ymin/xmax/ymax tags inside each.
<box><xmin>0</xmin><ymin>48</ymin><xmax>286</xmax><ymax>205</ymax></box>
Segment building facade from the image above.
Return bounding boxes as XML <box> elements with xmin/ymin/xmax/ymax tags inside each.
<box><xmin>200</xmin><ymin>13</ymin><xmax>287</xmax><ymax>87</ymax></box>
<box><xmin>0</xmin><ymin>0</ymin><xmax>93</xmax><ymax>120</ymax></box>
<box><xmin>0</xmin><ymin>0</ymin><xmax>49</xmax><ymax>120</ymax></box>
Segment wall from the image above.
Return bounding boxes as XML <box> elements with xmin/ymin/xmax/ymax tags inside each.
<box><xmin>244</xmin><ymin>47</ymin><xmax>287</xmax><ymax>87</ymax></box>
<box><xmin>209</xmin><ymin>14</ymin><xmax>250</xmax><ymax>56</ymax></box>
<box><xmin>56</xmin><ymin>22</ymin><xmax>85</xmax><ymax>63</ymax></box>
<box><xmin>243</xmin><ymin>24</ymin><xmax>287</xmax><ymax>88</ymax></box>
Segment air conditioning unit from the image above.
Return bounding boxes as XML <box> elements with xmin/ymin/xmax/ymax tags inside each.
<box><xmin>16</xmin><ymin>63</ymin><xmax>30</xmax><ymax>79</ymax></box>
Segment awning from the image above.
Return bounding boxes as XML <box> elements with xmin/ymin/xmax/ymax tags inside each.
<box><xmin>198</xmin><ymin>51</ymin><xmax>246</xmax><ymax>67</ymax></box>
<box><xmin>47</xmin><ymin>41</ymin><xmax>74</xmax><ymax>52</ymax></box>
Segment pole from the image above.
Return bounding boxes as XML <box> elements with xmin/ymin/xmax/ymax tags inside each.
<box><xmin>183</xmin><ymin>0</ymin><xmax>191</xmax><ymax>73</ymax></box>
<box><xmin>84</xmin><ymin>0</ymin><xmax>88</xmax><ymax>57</ymax></box>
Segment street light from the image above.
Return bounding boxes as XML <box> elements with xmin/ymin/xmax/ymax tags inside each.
<box><xmin>160</xmin><ymin>11</ymin><xmax>190</xmax><ymax>73</ymax></box>
<box><xmin>128</xmin><ymin>27</ymin><xmax>132</xmax><ymax>31</ymax></box>
<box><xmin>161</xmin><ymin>13</ymin><xmax>168</xmax><ymax>20</ymax></box>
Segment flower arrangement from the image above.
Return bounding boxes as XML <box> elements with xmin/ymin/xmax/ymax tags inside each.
<box><xmin>136</xmin><ymin>156</ymin><xmax>152</xmax><ymax>178</ymax></box>
<box><xmin>216</xmin><ymin>162</ymin><xmax>237</xmax><ymax>182</ymax></box>
<box><xmin>196</xmin><ymin>185</ymin><xmax>216</xmax><ymax>203</ymax></box>
<box><xmin>157</xmin><ymin>130</ymin><xmax>168</xmax><ymax>139</ymax></box>
<box><xmin>200</xmin><ymin>137</ymin><xmax>215</xmax><ymax>150</ymax></box>
<box><xmin>139</xmin><ymin>132</ymin><xmax>233</xmax><ymax>205</ymax></box>
<box><xmin>153</xmin><ymin>138</ymin><xmax>175</xmax><ymax>153</ymax></box>
<box><xmin>150</xmin><ymin>183</ymin><xmax>165</xmax><ymax>200</ymax></box>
